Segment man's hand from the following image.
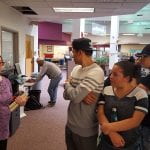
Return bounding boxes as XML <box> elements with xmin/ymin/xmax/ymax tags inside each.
<box><xmin>83</xmin><ymin>92</ymin><xmax>97</xmax><ymax>105</ymax></box>
<box><xmin>64</xmin><ymin>76</ymin><xmax>73</xmax><ymax>88</ymax></box>
<box><xmin>64</xmin><ymin>76</ymin><xmax>72</xmax><ymax>84</ymax></box>
<box><xmin>109</xmin><ymin>132</ymin><xmax>125</xmax><ymax>148</ymax></box>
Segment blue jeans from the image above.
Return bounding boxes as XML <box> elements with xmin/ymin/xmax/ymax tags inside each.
<box><xmin>48</xmin><ymin>73</ymin><xmax>62</xmax><ymax>102</ymax></box>
<box><xmin>141</xmin><ymin>126</ymin><xmax>150</xmax><ymax>150</ymax></box>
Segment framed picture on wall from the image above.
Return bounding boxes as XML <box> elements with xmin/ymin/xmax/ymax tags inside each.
<box><xmin>47</xmin><ymin>45</ymin><xmax>53</xmax><ymax>52</ymax></box>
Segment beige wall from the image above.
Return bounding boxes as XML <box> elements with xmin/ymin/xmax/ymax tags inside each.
<box><xmin>39</xmin><ymin>44</ymin><xmax>69</xmax><ymax>59</ymax></box>
<box><xmin>120</xmin><ymin>44</ymin><xmax>145</xmax><ymax>55</ymax></box>
<box><xmin>0</xmin><ymin>2</ymin><xmax>38</xmax><ymax>74</ymax></box>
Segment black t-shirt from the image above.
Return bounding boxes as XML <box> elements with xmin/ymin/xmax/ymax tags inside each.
<box><xmin>140</xmin><ymin>73</ymin><xmax>150</xmax><ymax>127</ymax></box>
<box><xmin>140</xmin><ymin>74</ymin><xmax>150</xmax><ymax>90</ymax></box>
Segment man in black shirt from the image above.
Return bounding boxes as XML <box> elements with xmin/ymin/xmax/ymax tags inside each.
<box><xmin>136</xmin><ymin>44</ymin><xmax>150</xmax><ymax>150</ymax></box>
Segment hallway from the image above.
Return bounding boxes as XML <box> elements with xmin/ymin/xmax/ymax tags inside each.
<box><xmin>8</xmin><ymin>70</ymin><xmax>68</xmax><ymax>150</ymax></box>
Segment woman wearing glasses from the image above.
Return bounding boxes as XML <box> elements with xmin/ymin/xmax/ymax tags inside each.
<box><xmin>0</xmin><ymin>56</ymin><xmax>27</xmax><ymax>150</ymax></box>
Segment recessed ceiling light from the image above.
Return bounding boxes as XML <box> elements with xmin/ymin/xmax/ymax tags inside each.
<box><xmin>53</xmin><ymin>8</ymin><xmax>94</xmax><ymax>13</ymax></box>
<box><xmin>122</xmin><ymin>33</ymin><xmax>135</xmax><ymax>36</ymax></box>
<box><xmin>128</xmin><ymin>20</ymin><xmax>133</xmax><ymax>24</ymax></box>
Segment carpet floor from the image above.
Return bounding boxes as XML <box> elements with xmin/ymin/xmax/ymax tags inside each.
<box><xmin>8</xmin><ymin>70</ymin><xmax>69</xmax><ymax>150</ymax></box>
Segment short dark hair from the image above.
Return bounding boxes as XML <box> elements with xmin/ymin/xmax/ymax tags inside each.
<box><xmin>72</xmin><ymin>38</ymin><xmax>93</xmax><ymax>56</ymax></box>
<box><xmin>136</xmin><ymin>44</ymin><xmax>150</xmax><ymax>57</ymax></box>
<box><xmin>115</xmin><ymin>61</ymin><xmax>141</xmax><ymax>82</ymax></box>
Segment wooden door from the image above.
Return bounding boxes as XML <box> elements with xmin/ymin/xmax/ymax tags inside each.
<box><xmin>25</xmin><ymin>35</ymin><xmax>34</xmax><ymax>76</ymax></box>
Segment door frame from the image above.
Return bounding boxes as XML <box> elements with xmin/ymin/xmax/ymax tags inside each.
<box><xmin>0</xmin><ymin>26</ymin><xmax>19</xmax><ymax>63</ymax></box>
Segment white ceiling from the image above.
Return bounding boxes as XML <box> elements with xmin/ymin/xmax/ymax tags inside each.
<box><xmin>0</xmin><ymin>0</ymin><xmax>150</xmax><ymax>23</ymax></box>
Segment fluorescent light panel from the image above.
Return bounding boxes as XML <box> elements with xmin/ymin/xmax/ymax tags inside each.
<box><xmin>53</xmin><ymin>8</ymin><xmax>94</xmax><ymax>13</ymax></box>
<box><xmin>122</xmin><ymin>33</ymin><xmax>135</xmax><ymax>36</ymax></box>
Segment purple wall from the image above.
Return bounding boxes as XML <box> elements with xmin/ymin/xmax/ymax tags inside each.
<box><xmin>39</xmin><ymin>39</ymin><xmax>67</xmax><ymax>45</ymax></box>
<box><xmin>38</xmin><ymin>22</ymin><xmax>62</xmax><ymax>40</ymax></box>
<box><xmin>38</xmin><ymin>22</ymin><xmax>71</xmax><ymax>45</ymax></box>
<box><xmin>62</xmin><ymin>33</ymin><xmax>71</xmax><ymax>42</ymax></box>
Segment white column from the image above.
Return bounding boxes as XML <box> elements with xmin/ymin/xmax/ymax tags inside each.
<box><xmin>19</xmin><ymin>85</ymin><xmax>27</xmax><ymax>118</ymax></box>
<box><xmin>30</xmin><ymin>24</ymin><xmax>39</xmax><ymax>73</ymax></box>
<box><xmin>71</xmin><ymin>19</ymin><xmax>85</xmax><ymax>40</ymax></box>
<box><xmin>109</xmin><ymin>16</ymin><xmax>119</xmax><ymax>70</ymax></box>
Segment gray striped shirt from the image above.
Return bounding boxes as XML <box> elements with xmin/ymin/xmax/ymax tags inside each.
<box><xmin>64</xmin><ymin>63</ymin><xmax>104</xmax><ymax>137</ymax></box>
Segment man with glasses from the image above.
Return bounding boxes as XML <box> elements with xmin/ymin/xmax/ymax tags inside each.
<box><xmin>136</xmin><ymin>44</ymin><xmax>150</xmax><ymax>150</ymax></box>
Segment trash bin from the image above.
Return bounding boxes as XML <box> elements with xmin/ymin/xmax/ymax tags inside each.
<box><xmin>24</xmin><ymin>80</ymin><xmax>42</xmax><ymax>110</ymax></box>
<box><xmin>29</xmin><ymin>90</ymin><xmax>41</xmax><ymax>102</ymax></box>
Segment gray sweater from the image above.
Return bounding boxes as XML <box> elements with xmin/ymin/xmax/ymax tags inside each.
<box><xmin>36</xmin><ymin>61</ymin><xmax>61</xmax><ymax>81</ymax></box>
<box><xmin>63</xmin><ymin>63</ymin><xmax>104</xmax><ymax>137</ymax></box>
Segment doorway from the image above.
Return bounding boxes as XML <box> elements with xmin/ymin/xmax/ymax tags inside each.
<box><xmin>1</xmin><ymin>27</ymin><xmax>18</xmax><ymax>66</ymax></box>
<box><xmin>25</xmin><ymin>35</ymin><xmax>34</xmax><ymax>76</ymax></box>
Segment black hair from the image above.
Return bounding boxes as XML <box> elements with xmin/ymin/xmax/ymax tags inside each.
<box><xmin>115</xmin><ymin>61</ymin><xmax>141</xmax><ymax>82</ymax></box>
<box><xmin>83</xmin><ymin>50</ymin><xmax>93</xmax><ymax>56</ymax></box>
<box><xmin>128</xmin><ymin>56</ymin><xmax>135</xmax><ymax>63</ymax></box>
<box><xmin>72</xmin><ymin>38</ymin><xmax>93</xmax><ymax>56</ymax></box>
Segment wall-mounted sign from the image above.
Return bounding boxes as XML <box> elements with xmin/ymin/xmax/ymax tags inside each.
<box><xmin>47</xmin><ymin>45</ymin><xmax>53</xmax><ymax>52</ymax></box>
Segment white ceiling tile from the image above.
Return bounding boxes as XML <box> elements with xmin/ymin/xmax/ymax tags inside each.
<box><xmin>97</xmin><ymin>0</ymin><xmax>124</xmax><ymax>2</ymax></box>
<box><xmin>71</xmin><ymin>0</ymin><xmax>97</xmax><ymax>2</ymax></box>
<box><xmin>1</xmin><ymin>0</ymin><xmax>26</xmax><ymax>6</ymax></box>
<box><xmin>24</xmin><ymin>2</ymin><xmax>49</xmax><ymax>8</ymax></box>
<box><xmin>125</xmin><ymin>0</ymin><xmax>150</xmax><ymax>2</ymax></box>
<box><xmin>73</xmin><ymin>2</ymin><xmax>122</xmax><ymax>9</ymax></box>
<box><xmin>23</xmin><ymin>0</ymin><xmax>45</xmax><ymax>2</ymax></box>
<box><xmin>47</xmin><ymin>2</ymin><xmax>73</xmax><ymax>7</ymax></box>
<box><xmin>95</xmin><ymin>9</ymin><xmax>114</xmax><ymax>13</ymax></box>
<box><xmin>72</xmin><ymin>2</ymin><xmax>97</xmax><ymax>7</ymax></box>
<box><xmin>46</xmin><ymin>0</ymin><xmax>71</xmax><ymax>2</ymax></box>
<box><xmin>122</xmin><ymin>3</ymin><xmax>147</xmax><ymax>9</ymax></box>
<box><xmin>115</xmin><ymin>9</ymin><xmax>137</xmax><ymax>14</ymax></box>
<box><xmin>0</xmin><ymin>0</ymin><xmax>150</xmax><ymax>23</ymax></box>
<box><xmin>31</xmin><ymin>8</ymin><xmax>54</xmax><ymax>14</ymax></box>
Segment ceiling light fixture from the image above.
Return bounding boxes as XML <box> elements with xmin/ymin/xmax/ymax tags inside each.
<box><xmin>122</xmin><ymin>33</ymin><xmax>135</xmax><ymax>36</ymax></box>
<box><xmin>53</xmin><ymin>8</ymin><xmax>94</xmax><ymax>13</ymax></box>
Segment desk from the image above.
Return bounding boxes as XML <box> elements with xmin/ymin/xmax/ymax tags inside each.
<box><xmin>24</xmin><ymin>82</ymin><xmax>35</xmax><ymax>91</ymax></box>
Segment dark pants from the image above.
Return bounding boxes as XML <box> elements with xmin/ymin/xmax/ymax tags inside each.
<box><xmin>141</xmin><ymin>126</ymin><xmax>150</xmax><ymax>150</ymax></box>
<box><xmin>65</xmin><ymin>126</ymin><xmax>98</xmax><ymax>150</ymax></box>
<box><xmin>0</xmin><ymin>139</ymin><xmax>7</xmax><ymax>150</ymax></box>
<box><xmin>98</xmin><ymin>135</ymin><xmax>142</xmax><ymax>150</ymax></box>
